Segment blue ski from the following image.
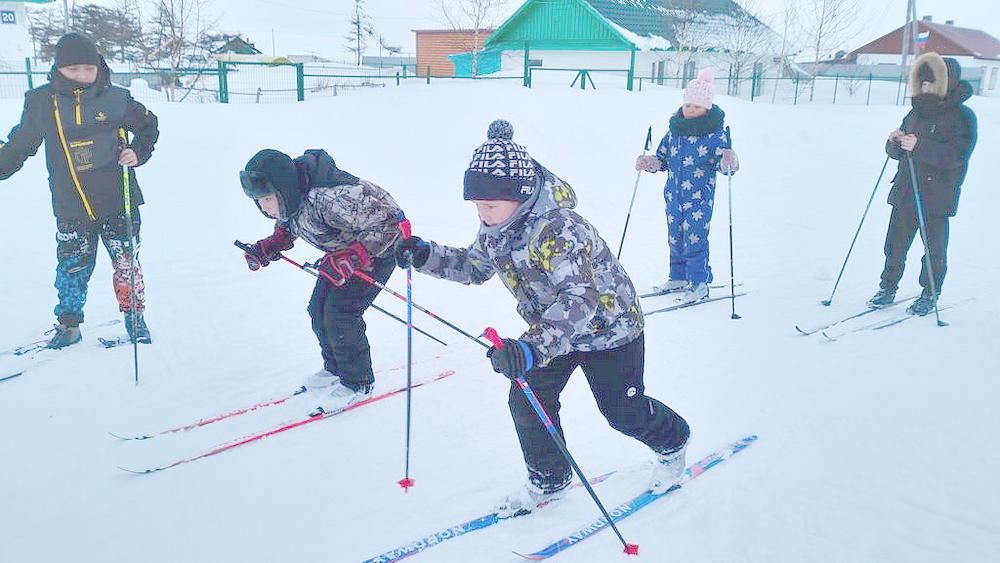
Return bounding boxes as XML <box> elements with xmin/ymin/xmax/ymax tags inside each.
<box><xmin>514</xmin><ymin>435</ymin><xmax>758</xmax><ymax>560</ymax></box>
<box><xmin>360</xmin><ymin>469</ymin><xmax>624</xmax><ymax>563</ymax></box>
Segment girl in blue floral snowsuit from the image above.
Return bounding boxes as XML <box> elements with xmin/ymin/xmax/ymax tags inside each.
<box><xmin>637</xmin><ymin>69</ymin><xmax>739</xmax><ymax>303</ymax></box>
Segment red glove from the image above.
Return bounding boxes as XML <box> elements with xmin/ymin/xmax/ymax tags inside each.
<box><xmin>319</xmin><ymin>242</ymin><xmax>372</xmax><ymax>286</ymax></box>
<box><xmin>245</xmin><ymin>226</ymin><xmax>293</xmax><ymax>271</ymax></box>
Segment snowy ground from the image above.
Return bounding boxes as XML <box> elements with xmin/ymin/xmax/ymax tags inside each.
<box><xmin>1</xmin><ymin>80</ymin><xmax>997</xmax><ymax>563</ymax></box>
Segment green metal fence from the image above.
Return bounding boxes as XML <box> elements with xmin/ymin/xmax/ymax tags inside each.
<box><xmin>0</xmin><ymin>57</ymin><xmax>987</xmax><ymax>106</ymax></box>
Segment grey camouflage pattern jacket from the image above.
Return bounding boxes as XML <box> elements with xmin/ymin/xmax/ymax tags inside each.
<box><xmin>417</xmin><ymin>165</ymin><xmax>644</xmax><ymax>366</ymax></box>
<box><xmin>284</xmin><ymin>183</ymin><xmax>402</xmax><ymax>260</ymax></box>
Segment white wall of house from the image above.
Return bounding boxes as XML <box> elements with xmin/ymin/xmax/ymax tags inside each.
<box><xmin>0</xmin><ymin>2</ymin><xmax>33</xmax><ymax>62</ymax></box>
<box><xmin>854</xmin><ymin>53</ymin><xmax>999</xmax><ymax>94</ymax></box>
<box><xmin>497</xmin><ymin>48</ymin><xmax>780</xmax><ymax>84</ymax></box>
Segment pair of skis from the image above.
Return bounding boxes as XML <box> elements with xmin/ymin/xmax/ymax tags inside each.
<box><xmin>639</xmin><ymin>284</ymin><xmax>745</xmax><ymax>316</ymax></box>
<box><xmin>363</xmin><ymin>436</ymin><xmax>757</xmax><ymax>562</ymax></box>
<box><xmin>797</xmin><ymin>296</ymin><xmax>970</xmax><ymax>341</ymax></box>
<box><xmin>114</xmin><ymin>365</ymin><xmax>454</xmax><ymax>474</ymax></box>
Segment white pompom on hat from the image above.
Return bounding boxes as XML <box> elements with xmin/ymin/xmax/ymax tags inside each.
<box><xmin>682</xmin><ymin>68</ymin><xmax>716</xmax><ymax>110</ymax></box>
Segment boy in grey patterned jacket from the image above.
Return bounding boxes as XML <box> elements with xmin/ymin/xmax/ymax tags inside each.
<box><xmin>240</xmin><ymin>148</ymin><xmax>403</xmax><ymax>414</ymax></box>
<box><xmin>395</xmin><ymin>120</ymin><xmax>690</xmax><ymax>516</ymax></box>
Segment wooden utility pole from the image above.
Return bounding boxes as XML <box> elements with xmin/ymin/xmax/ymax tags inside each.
<box><xmin>897</xmin><ymin>0</ymin><xmax>919</xmax><ymax>104</ymax></box>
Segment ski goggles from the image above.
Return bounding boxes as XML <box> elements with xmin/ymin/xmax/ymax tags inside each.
<box><xmin>239</xmin><ymin>170</ymin><xmax>275</xmax><ymax>199</ymax></box>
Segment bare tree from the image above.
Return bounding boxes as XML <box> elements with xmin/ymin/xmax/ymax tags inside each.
<box><xmin>26</xmin><ymin>4</ymin><xmax>65</xmax><ymax>61</ymax></box>
<box><xmin>770</xmin><ymin>2</ymin><xmax>799</xmax><ymax>103</ymax></box>
<box><xmin>795</xmin><ymin>0</ymin><xmax>862</xmax><ymax>101</ymax></box>
<box><xmin>660</xmin><ymin>0</ymin><xmax>709</xmax><ymax>84</ymax></box>
<box><xmin>345</xmin><ymin>0</ymin><xmax>374</xmax><ymax>66</ymax></box>
<box><xmin>719</xmin><ymin>0</ymin><xmax>776</xmax><ymax>96</ymax></box>
<box><xmin>144</xmin><ymin>0</ymin><xmax>218</xmax><ymax>100</ymax></box>
<box><xmin>436</xmin><ymin>0</ymin><xmax>510</xmax><ymax>77</ymax></box>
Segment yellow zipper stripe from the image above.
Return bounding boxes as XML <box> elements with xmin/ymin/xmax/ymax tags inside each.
<box><xmin>74</xmin><ymin>90</ymin><xmax>83</xmax><ymax>125</ymax></box>
<box><xmin>52</xmin><ymin>96</ymin><xmax>97</xmax><ymax>221</ymax></box>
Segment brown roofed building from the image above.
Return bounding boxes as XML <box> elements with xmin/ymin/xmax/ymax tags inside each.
<box><xmin>848</xmin><ymin>17</ymin><xmax>1000</xmax><ymax>95</ymax></box>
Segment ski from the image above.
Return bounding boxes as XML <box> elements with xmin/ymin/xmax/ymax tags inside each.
<box><xmin>821</xmin><ymin>298</ymin><xmax>972</xmax><ymax>341</ymax></box>
<box><xmin>639</xmin><ymin>283</ymin><xmax>738</xmax><ymax>299</ymax></box>
<box><xmin>117</xmin><ymin>370</ymin><xmax>455</xmax><ymax>474</ymax></box>
<box><xmin>98</xmin><ymin>336</ymin><xmax>145</xmax><ymax>348</ymax></box>
<box><xmin>514</xmin><ymin>435</ymin><xmax>758</xmax><ymax>560</ymax></box>
<box><xmin>643</xmin><ymin>293</ymin><xmax>747</xmax><ymax>316</ymax></box>
<box><xmin>794</xmin><ymin>294</ymin><xmax>918</xmax><ymax>336</ymax></box>
<box><xmin>360</xmin><ymin>468</ymin><xmax>627</xmax><ymax>563</ymax></box>
<box><xmin>1</xmin><ymin>319</ymin><xmax>122</xmax><ymax>359</ymax></box>
<box><xmin>0</xmin><ymin>370</ymin><xmax>25</xmax><ymax>384</ymax></box>
<box><xmin>110</xmin><ymin>355</ymin><xmax>445</xmax><ymax>441</ymax></box>
<box><xmin>795</xmin><ymin>306</ymin><xmax>878</xmax><ymax>336</ymax></box>
<box><xmin>110</xmin><ymin>387</ymin><xmax>309</xmax><ymax>440</ymax></box>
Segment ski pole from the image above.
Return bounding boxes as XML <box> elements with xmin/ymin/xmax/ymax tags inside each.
<box><xmin>397</xmin><ymin>212</ymin><xmax>415</xmax><ymax>492</ymax></box>
<box><xmin>905</xmin><ymin>154</ymin><xmax>947</xmax><ymax>326</ymax></box>
<box><xmin>723</xmin><ymin>126</ymin><xmax>741</xmax><ymax>320</ymax></box>
<box><xmin>483</xmin><ymin>328</ymin><xmax>639</xmax><ymax>556</ymax></box>
<box><xmin>617</xmin><ymin>126</ymin><xmax>653</xmax><ymax>260</ymax></box>
<box><xmin>119</xmin><ymin>128</ymin><xmax>139</xmax><ymax>385</ymax></box>
<box><xmin>822</xmin><ymin>155</ymin><xmax>891</xmax><ymax>306</ymax></box>
<box><xmin>233</xmin><ymin>240</ymin><xmax>448</xmax><ymax>346</ymax></box>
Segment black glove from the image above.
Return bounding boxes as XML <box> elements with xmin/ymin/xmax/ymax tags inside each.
<box><xmin>487</xmin><ymin>339</ymin><xmax>536</xmax><ymax>380</ymax></box>
<box><xmin>394</xmin><ymin>236</ymin><xmax>430</xmax><ymax>269</ymax></box>
<box><xmin>245</xmin><ymin>226</ymin><xmax>293</xmax><ymax>271</ymax></box>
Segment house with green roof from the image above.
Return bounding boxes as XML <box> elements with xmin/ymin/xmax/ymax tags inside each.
<box><xmin>481</xmin><ymin>0</ymin><xmax>780</xmax><ymax>89</ymax></box>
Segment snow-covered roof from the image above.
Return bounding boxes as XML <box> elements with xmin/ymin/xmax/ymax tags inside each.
<box><xmin>587</xmin><ymin>0</ymin><xmax>780</xmax><ymax>51</ymax></box>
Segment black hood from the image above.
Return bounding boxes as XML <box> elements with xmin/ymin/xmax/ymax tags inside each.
<box><xmin>243</xmin><ymin>149</ymin><xmax>305</xmax><ymax>220</ymax></box>
<box><xmin>242</xmin><ymin>149</ymin><xmax>359</xmax><ymax>221</ymax></box>
<box><xmin>293</xmin><ymin>149</ymin><xmax>359</xmax><ymax>189</ymax></box>
<box><xmin>48</xmin><ymin>55</ymin><xmax>112</xmax><ymax>95</ymax></box>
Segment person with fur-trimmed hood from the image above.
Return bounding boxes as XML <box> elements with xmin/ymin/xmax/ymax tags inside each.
<box><xmin>394</xmin><ymin>120</ymin><xmax>690</xmax><ymax>517</ymax></box>
<box><xmin>867</xmin><ymin>52</ymin><xmax>977</xmax><ymax>315</ymax></box>
<box><xmin>0</xmin><ymin>32</ymin><xmax>159</xmax><ymax>348</ymax></box>
<box><xmin>240</xmin><ymin>148</ymin><xmax>404</xmax><ymax>413</ymax></box>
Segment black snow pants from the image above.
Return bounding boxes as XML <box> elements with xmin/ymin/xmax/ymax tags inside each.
<box><xmin>508</xmin><ymin>332</ymin><xmax>690</xmax><ymax>489</ymax></box>
<box><xmin>307</xmin><ymin>254</ymin><xmax>395</xmax><ymax>391</ymax></box>
<box><xmin>879</xmin><ymin>204</ymin><xmax>950</xmax><ymax>296</ymax></box>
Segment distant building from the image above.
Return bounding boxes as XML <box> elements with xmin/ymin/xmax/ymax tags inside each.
<box><xmin>362</xmin><ymin>55</ymin><xmax>417</xmax><ymax>71</ymax></box>
<box><xmin>213</xmin><ymin>37</ymin><xmax>263</xmax><ymax>57</ymax></box>
<box><xmin>414</xmin><ymin>29</ymin><xmax>495</xmax><ymax>78</ymax></box>
<box><xmin>848</xmin><ymin>17</ymin><xmax>1000</xmax><ymax>95</ymax></box>
<box><xmin>483</xmin><ymin>0</ymin><xmax>782</xmax><ymax>87</ymax></box>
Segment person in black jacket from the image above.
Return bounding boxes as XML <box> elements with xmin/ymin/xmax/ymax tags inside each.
<box><xmin>0</xmin><ymin>33</ymin><xmax>159</xmax><ymax>347</ymax></box>
<box><xmin>867</xmin><ymin>52</ymin><xmax>977</xmax><ymax>316</ymax></box>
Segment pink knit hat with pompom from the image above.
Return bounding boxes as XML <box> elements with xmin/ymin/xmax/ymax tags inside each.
<box><xmin>682</xmin><ymin>68</ymin><xmax>716</xmax><ymax>110</ymax></box>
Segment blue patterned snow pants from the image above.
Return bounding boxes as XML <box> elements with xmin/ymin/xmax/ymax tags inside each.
<box><xmin>665</xmin><ymin>183</ymin><xmax>716</xmax><ymax>284</ymax></box>
<box><xmin>54</xmin><ymin>211</ymin><xmax>144</xmax><ymax>327</ymax></box>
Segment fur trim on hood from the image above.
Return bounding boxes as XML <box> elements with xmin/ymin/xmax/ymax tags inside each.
<box><xmin>909</xmin><ymin>52</ymin><xmax>949</xmax><ymax>97</ymax></box>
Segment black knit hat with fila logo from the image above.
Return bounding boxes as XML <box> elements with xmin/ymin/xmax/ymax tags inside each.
<box><xmin>463</xmin><ymin>119</ymin><xmax>538</xmax><ymax>202</ymax></box>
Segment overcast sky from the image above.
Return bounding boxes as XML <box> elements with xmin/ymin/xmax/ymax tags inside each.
<box><xmin>47</xmin><ymin>0</ymin><xmax>1000</xmax><ymax>61</ymax></box>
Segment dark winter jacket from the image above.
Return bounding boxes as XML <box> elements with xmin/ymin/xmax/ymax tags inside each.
<box><xmin>650</xmin><ymin>105</ymin><xmax>728</xmax><ymax>201</ymax></box>
<box><xmin>416</xmin><ymin>164</ymin><xmax>644</xmax><ymax>366</ymax></box>
<box><xmin>0</xmin><ymin>58</ymin><xmax>159</xmax><ymax>223</ymax></box>
<box><xmin>886</xmin><ymin>54</ymin><xmax>977</xmax><ymax>217</ymax></box>
<box><xmin>281</xmin><ymin>149</ymin><xmax>404</xmax><ymax>259</ymax></box>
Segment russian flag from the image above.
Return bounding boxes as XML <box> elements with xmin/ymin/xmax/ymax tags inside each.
<box><xmin>916</xmin><ymin>31</ymin><xmax>930</xmax><ymax>51</ymax></box>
